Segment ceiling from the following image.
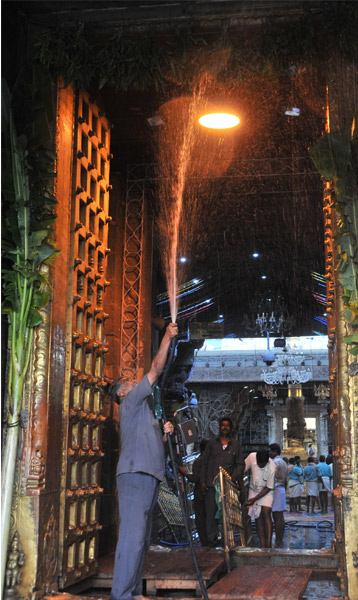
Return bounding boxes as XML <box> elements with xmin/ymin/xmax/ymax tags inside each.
<box><xmin>4</xmin><ymin>1</ymin><xmax>335</xmax><ymax>338</ymax></box>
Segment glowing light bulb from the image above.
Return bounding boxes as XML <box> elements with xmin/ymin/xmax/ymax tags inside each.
<box><xmin>179</xmin><ymin>257</ymin><xmax>187</xmax><ymax>263</ymax></box>
<box><xmin>199</xmin><ymin>113</ymin><xmax>240</xmax><ymax>130</ymax></box>
<box><xmin>261</xmin><ymin>275</ymin><xmax>267</xmax><ymax>280</ymax></box>
<box><xmin>252</xmin><ymin>252</ymin><xmax>259</xmax><ymax>258</ymax></box>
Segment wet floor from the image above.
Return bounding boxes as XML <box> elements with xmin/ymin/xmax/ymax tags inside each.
<box><xmin>302</xmin><ymin>579</ymin><xmax>343</xmax><ymax>599</ymax></box>
<box><xmin>232</xmin><ymin>509</ymin><xmax>335</xmax><ymax>551</ymax></box>
<box><xmin>273</xmin><ymin>509</ymin><xmax>335</xmax><ymax>550</ymax></box>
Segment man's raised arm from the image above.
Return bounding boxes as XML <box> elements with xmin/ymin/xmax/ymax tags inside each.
<box><xmin>147</xmin><ymin>322</ymin><xmax>178</xmax><ymax>386</ymax></box>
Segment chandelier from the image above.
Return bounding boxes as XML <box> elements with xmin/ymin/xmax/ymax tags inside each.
<box><xmin>258</xmin><ymin>384</ymin><xmax>282</xmax><ymax>404</ymax></box>
<box><xmin>314</xmin><ymin>383</ymin><xmax>330</xmax><ymax>405</ymax></box>
<box><xmin>256</xmin><ymin>311</ymin><xmax>284</xmax><ymax>336</ymax></box>
<box><xmin>261</xmin><ymin>351</ymin><xmax>312</xmax><ymax>385</ymax></box>
<box><xmin>242</xmin><ymin>294</ymin><xmax>295</xmax><ymax>337</ymax></box>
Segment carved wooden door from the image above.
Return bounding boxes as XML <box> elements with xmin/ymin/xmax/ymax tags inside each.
<box><xmin>59</xmin><ymin>91</ymin><xmax>112</xmax><ymax>588</ymax></box>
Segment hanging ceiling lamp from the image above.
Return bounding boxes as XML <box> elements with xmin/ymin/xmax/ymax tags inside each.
<box><xmin>198</xmin><ymin>112</ymin><xmax>240</xmax><ymax>129</ymax></box>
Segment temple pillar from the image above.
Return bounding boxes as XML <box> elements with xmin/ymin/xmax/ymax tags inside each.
<box><xmin>313</xmin><ymin>385</ymin><xmax>330</xmax><ymax>457</ymax></box>
<box><xmin>4</xmin><ymin>80</ymin><xmax>76</xmax><ymax>600</ymax></box>
<box><xmin>266</xmin><ymin>406</ymin><xmax>276</xmax><ymax>445</ymax></box>
<box><xmin>285</xmin><ymin>384</ymin><xmax>306</xmax><ymax>457</ymax></box>
<box><xmin>325</xmin><ymin>53</ymin><xmax>358</xmax><ymax>599</ymax></box>
<box><xmin>266</xmin><ymin>399</ymin><xmax>285</xmax><ymax>449</ymax></box>
<box><xmin>318</xmin><ymin>407</ymin><xmax>330</xmax><ymax>457</ymax></box>
<box><xmin>315</xmin><ymin>412</ymin><xmax>322</xmax><ymax>457</ymax></box>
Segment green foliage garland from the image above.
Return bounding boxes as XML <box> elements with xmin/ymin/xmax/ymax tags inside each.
<box><xmin>31</xmin><ymin>3</ymin><xmax>358</xmax><ymax>93</ymax></box>
<box><xmin>1</xmin><ymin>66</ymin><xmax>58</xmax><ymax>589</ymax></box>
<box><xmin>2</xmin><ymin>66</ymin><xmax>59</xmax><ymax>333</ymax></box>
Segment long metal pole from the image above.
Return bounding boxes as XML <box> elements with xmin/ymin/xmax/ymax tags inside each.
<box><xmin>160</xmin><ymin>340</ymin><xmax>210</xmax><ymax>600</ymax></box>
<box><xmin>219</xmin><ymin>469</ymin><xmax>230</xmax><ymax>572</ymax></box>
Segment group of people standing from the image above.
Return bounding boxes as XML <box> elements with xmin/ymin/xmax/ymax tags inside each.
<box><xmin>183</xmin><ymin>439</ymin><xmax>334</xmax><ymax>553</ymax></box>
<box><xmin>181</xmin><ymin>426</ymin><xmax>288</xmax><ymax>550</ymax></box>
<box><xmin>288</xmin><ymin>453</ymin><xmax>333</xmax><ymax>514</ymax></box>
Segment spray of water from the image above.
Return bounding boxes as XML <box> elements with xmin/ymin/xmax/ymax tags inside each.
<box><xmin>153</xmin><ymin>51</ymin><xmax>326</xmax><ymax>336</ymax></box>
<box><xmin>165</xmin><ymin>95</ymin><xmax>198</xmax><ymax>321</ymax></box>
<box><xmin>155</xmin><ymin>70</ymin><xmax>237</xmax><ymax>323</ymax></box>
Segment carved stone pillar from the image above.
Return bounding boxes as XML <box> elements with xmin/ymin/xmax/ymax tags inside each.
<box><xmin>9</xmin><ymin>80</ymin><xmax>77</xmax><ymax>600</ymax></box>
<box><xmin>334</xmin><ymin>291</ymin><xmax>358</xmax><ymax>598</ymax></box>
<box><xmin>325</xmin><ymin>54</ymin><xmax>358</xmax><ymax>600</ymax></box>
<box><xmin>317</xmin><ymin>407</ymin><xmax>330</xmax><ymax>457</ymax></box>
<box><xmin>286</xmin><ymin>384</ymin><xmax>306</xmax><ymax>451</ymax></box>
<box><xmin>314</xmin><ymin>384</ymin><xmax>330</xmax><ymax>456</ymax></box>
<box><xmin>266</xmin><ymin>398</ymin><xmax>285</xmax><ymax>449</ymax></box>
<box><xmin>266</xmin><ymin>406</ymin><xmax>276</xmax><ymax>445</ymax></box>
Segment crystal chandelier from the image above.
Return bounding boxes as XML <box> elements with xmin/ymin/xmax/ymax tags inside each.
<box><xmin>314</xmin><ymin>383</ymin><xmax>330</xmax><ymax>405</ymax></box>
<box><xmin>258</xmin><ymin>384</ymin><xmax>282</xmax><ymax>404</ymax></box>
<box><xmin>261</xmin><ymin>350</ymin><xmax>312</xmax><ymax>385</ymax></box>
<box><xmin>242</xmin><ymin>295</ymin><xmax>295</xmax><ymax>338</ymax></box>
<box><xmin>256</xmin><ymin>311</ymin><xmax>284</xmax><ymax>336</ymax></box>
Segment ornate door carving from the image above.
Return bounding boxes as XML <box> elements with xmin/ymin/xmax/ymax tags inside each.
<box><xmin>121</xmin><ymin>166</ymin><xmax>146</xmax><ymax>381</ymax></box>
<box><xmin>59</xmin><ymin>91</ymin><xmax>111</xmax><ymax>588</ymax></box>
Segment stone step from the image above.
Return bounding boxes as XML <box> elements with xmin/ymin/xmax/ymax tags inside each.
<box><xmin>232</xmin><ymin>547</ymin><xmax>339</xmax><ymax>571</ymax></box>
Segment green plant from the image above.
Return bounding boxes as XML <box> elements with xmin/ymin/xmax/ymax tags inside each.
<box><xmin>1</xmin><ymin>69</ymin><xmax>59</xmax><ymax>591</ymax></box>
<box><xmin>309</xmin><ymin>116</ymin><xmax>358</xmax><ymax>355</ymax></box>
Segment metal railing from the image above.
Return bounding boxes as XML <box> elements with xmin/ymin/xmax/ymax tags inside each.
<box><xmin>218</xmin><ymin>467</ymin><xmax>252</xmax><ymax>570</ymax></box>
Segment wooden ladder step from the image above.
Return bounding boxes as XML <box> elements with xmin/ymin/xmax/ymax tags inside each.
<box><xmin>143</xmin><ymin>548</ymin><xmax>226</xmax><ymax>597</ymax></box>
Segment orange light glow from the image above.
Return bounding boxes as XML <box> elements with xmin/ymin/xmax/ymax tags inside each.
<box><xmin>198</xmin><ymin>112</ymin><xmax>240</xmax><ymax>129</ymax></box>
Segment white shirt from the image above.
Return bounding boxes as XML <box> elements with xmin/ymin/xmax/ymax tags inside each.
<box><xmin>245</xmin><ymin>453</ymin><xmax>276</xmax><ymax>515</ymax></box>
<box><xmin>245</xmin><ymin>453</ymin><xmax>276</xmax><ymax>494</ymax></box>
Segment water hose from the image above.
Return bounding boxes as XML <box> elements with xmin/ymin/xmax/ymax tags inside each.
<box><xmin>160</xmin><ymin>339</ymin><xmax>210</xmax><ymax>600</ymax></box>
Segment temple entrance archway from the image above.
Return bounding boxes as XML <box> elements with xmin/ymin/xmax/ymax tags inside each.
<box><xmin>2</xmin><ymin>4</ymin><xmax>357</xmax><ymax>598</ymax></box>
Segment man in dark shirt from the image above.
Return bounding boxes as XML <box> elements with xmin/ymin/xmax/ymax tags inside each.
<box><xmin>108</xmin><ymin>322</ymin><xmax>178</xmax><ymax>600</ymax></box>
<box><xmin>200</xmin><ymin>417</ymin><xmax>244</xmax><ymax>546</ymax></box>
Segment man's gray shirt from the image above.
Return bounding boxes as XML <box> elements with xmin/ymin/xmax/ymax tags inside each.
<box><xmin>117</xmin><ymin>375</ymin><xmax>165</xmax><ymax>481</ymax></box>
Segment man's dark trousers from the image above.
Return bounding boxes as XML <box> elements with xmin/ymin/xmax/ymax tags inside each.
<box><xmin>194</xmin><ymin>491</ymin><xmax>208</xmax><ymax>546</ymax></box>
<box><xmin>110</xmin><ymin>472</ymin><xmax>159</xmax><ymax>600</ymax></box>
<box><xmin>205</xmin><ymin>486</ymin><xmax>219</xmax><ymax>546</ymax></box>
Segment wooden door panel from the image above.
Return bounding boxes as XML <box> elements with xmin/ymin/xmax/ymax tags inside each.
<box><xmin>60</xmin><ymin>91</ymin><xmax>111</xmax><ymax>589</ymax></box>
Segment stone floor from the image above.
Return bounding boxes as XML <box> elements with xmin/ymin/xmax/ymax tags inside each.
<box><xmin>302</xmin><ymin>579</ymin><xmax>343</xmax><ymax>599</ymax></box>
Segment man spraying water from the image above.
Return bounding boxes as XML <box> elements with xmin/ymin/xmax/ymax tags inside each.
<box><xmin>108</xmin><ymin>322</ymin><xmax>178</xmax><ymax>600</ymax></box>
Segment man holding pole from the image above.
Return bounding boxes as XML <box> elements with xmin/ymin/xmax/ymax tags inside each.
<box><xmin>108</xmin><ymin>322</ymin><xmax>178</xmax><ymax>600</ymax></box>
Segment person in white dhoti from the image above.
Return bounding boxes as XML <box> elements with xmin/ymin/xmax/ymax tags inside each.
<box><xmin>303</xmin><ymin>457</ymin><xmax>323</xmax><ymax>513</ymax></box>
<box><xmin>269</xmin><ymin>443</ymin><xmax>288</xmax><ymax>548</ymax></box>
<box><xmin>326</xmin><ymin>454</ymin><xmax>334</xmax><ymax>510</ymax></box>
<box><xmin>245</xmin><ymin>450</ymin><xmax>276</xmax><ymax>548</ymax></box>
<box><xmin>288</xmin><ymin>457</ymin><xmax>304</xmax><ymax>512</ymax></box>
<box><xmin>317</xmin><ymin>455</ymin><xmax>331</xmax><ymax>513</ymax></box>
